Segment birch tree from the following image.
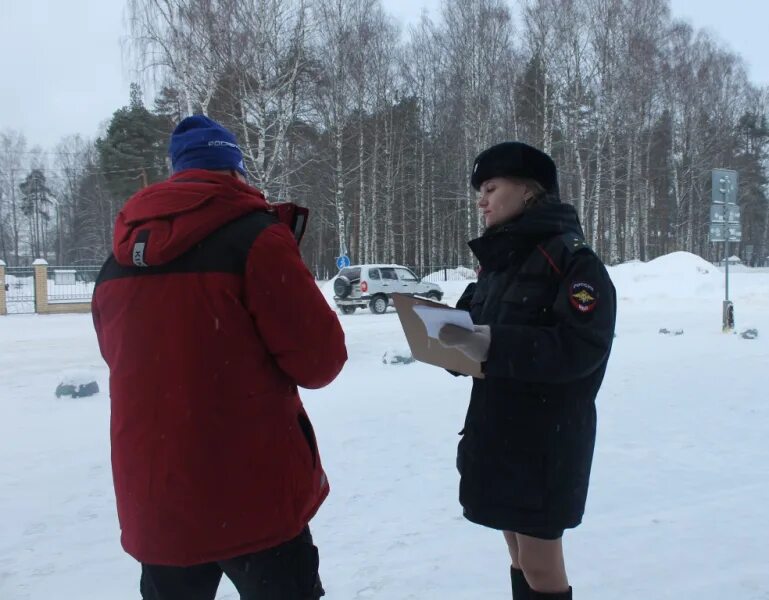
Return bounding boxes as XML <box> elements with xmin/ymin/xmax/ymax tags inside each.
<box><xmin>0</xmin><ymin>130</ymin><xmax>27</xmax><ymax>265</ymax></box>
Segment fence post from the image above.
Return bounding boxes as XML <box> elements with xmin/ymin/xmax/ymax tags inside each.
<box><xmin>33</xmin><ymin>259</ymin><xmax>49</xmax><ymax>314</ymax></box>
<box><xmin>0</xmin><ymin>260</ymin><xmax>6</xmax><ymax>316</ymax></box>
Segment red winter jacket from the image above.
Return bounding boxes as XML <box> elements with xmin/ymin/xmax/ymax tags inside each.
<box><xmin>92</xmin><ymin>170</ymin><xmax>347</xmax><ymax>566</ymax></box>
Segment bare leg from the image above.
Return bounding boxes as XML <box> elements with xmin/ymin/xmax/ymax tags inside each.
<box><xmin>502</xmin><ymin>531</ymin><xmax>521</xmax><ymax>569</ymax></box>
<box><xmin>515</xmin><ymin>533</ymin><xmax>569</xmax><ymax>593</ymax></box>
<box><xmin>503</xmin><ymin>530</ymin><xmax>520</xmax><ymax>568</ymax></box>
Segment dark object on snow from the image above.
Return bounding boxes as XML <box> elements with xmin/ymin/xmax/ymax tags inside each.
<box><xmin>658</xmin><ymin>328</ymin><xmax>684</xmax><ymax>336</ymax></box>
<box><xmin>382</xmin><ymin>350</ymin><xmax>415</xmax><ymax>365</ymax></box>
<box><xmin>56</xmin><ymin>381</ymin><xmax>99</xmax><ymax>398</ymax></box>
<box><xmin>741</xmin><ymin>328</ymin><xmax>758</xmax><ymax>340</ymax></box>
<box><xmin>723</xmin><ymin>301</ymin><xmax>735</xmax><ymax>332</ymax></box>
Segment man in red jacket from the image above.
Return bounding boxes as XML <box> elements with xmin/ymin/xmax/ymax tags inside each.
<box><xmin>92</xmin><ymin>115</ymin><xmax>347</xmax><ymax>600</ymax></box>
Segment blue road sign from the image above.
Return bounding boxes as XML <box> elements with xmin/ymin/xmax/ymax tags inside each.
<box><xmin>336</xmin><ymin>255</ymin><xmax>351</xmax><ymax>269</ymax></box>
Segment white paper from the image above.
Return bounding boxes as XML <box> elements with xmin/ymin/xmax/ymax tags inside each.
<box><xmin>412</xmin><ymin>305</ymin><xmax>475</xmax><ymax>339</ymax></box>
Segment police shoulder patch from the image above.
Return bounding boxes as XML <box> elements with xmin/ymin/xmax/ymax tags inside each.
<box><xmin>569</xmin><ymin>281</ymin><xmax>598</xmax><ymax>313</ymax></box>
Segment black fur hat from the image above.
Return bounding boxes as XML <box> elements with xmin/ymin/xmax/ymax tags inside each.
<box><xmin>471</xmin><ymin>141</ymin><xmax>558</xmax><ymax>196</ymax></box>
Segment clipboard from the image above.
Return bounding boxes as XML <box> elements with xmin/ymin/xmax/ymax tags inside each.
<box><xmin>392</xmin><ymin>293</ymin><xmax>484</xmax><ymax>378</ymax></box>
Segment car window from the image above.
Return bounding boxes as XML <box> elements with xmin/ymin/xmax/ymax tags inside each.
<box><xmin>368</xmin><ymin>268</ymin><xmax>381</xmax><ymax>280</ymax></box>
<box><xmin>339</xmin><ymin>267</ymin><xmax>361</xmax><ymax>281</ymax></box>
<box><xmin>380</xmin><ymin>268</ymin><xmax>398</xmax><ymax>280</ymax></box>
<box><xmin>395</xmin><ymin>268</ymin><xmax>418</xmax><ymax>282</ymax></box>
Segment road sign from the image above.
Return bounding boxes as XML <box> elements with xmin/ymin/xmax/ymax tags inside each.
<box><xmin>708</xmin><ymin>203</ymin><xmax>741</xmax><ymax>224</ymax></box>
<box><xmin>336</xmin><ymin>255</ymin><xmax>351</xmax><ymax>269</ymax></box>
<box><xmin>726</xmin><ymin>225</ymin><xmax>742</xmax><ymax>242</ymax></box>
<box><xmin>710</xmin><ymin>205</ymin><xmax>741</xmax><ymax>225</ymax></box>
<box><xmin>711</xmin><ymin>169</ymin><xmax>738</xmax><ymax>205</ymax></box>
<box><xmin>710</xmin><ymin>169</ymin><xmax>741</xmax><ymax>247</ymax></box>
<box><xmin>709</xmin><ymin>223</ymin><xmax>742</xmax><ymax>243</ymax></box>
<box><xmin>709</xmin><ymin>223</ymin><xmax>726</xmax><ymax>242</ymax></box>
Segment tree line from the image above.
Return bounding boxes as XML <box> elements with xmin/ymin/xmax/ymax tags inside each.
<box><xmin>1</xmin><ymin>0</ymin><xmax>767</xmax><ymax>275</ymax></box>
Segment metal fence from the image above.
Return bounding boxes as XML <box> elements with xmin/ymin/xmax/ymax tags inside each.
<box><xmin>4</xmin><ymin>261</ymin><xmax>475</xmax><ymax>315</ymax></box>
<box><xmin>409</xmin><ymin>265</ymin><xmax>478</xmax><ymax>282</ymax></box>
<box><xmin>315</xmin><ymin>264</ymin><xmax>479</xmax><ymax>283</ymax></box>
<box><xmin>47</xmin><ymin>265</ymin><xmax>101</xmax><ymax>303</ymax></box>
<box><xmin>5</xmin><ymin>266</ymin><xmax>35</xmax><ymax>314</ymax></box>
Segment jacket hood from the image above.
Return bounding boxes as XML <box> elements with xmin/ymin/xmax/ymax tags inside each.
<box><xmin>469</xmin><ymin>202</ymin><xmax>585</xmax><ymax>269</ymax></box>
<box><xmin>113</xmin><ymin>169</ymin><xmax>270</xmax><ymax>267</ymax></box>
<box><xmin>486</xmin><ymin>202</ymin><xmax>583</xmax><ymax>239</ymax></box>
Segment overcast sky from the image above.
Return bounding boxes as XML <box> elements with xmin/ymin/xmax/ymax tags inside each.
<box><xmin>1</xmin><ymin>0</ymin><xmax>767</xmax><ymax>150</ymax></box>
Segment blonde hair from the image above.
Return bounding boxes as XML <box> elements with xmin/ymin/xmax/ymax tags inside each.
<box><xmin>511</xmin><ymin>177</ymin><xmax>547</xmax><ymax>208</ymax></box>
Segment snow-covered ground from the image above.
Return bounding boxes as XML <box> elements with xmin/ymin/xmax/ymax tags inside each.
<box><xmin>1</xmin><ymin>252</ymin><xmax>768</xmax><ymax>599</ymax></box>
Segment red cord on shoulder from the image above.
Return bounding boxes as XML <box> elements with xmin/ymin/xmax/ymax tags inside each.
<box><xmin>536</xmin><ymin>244</ymin><xmax>563</xmax><ymax>277</ymax></box>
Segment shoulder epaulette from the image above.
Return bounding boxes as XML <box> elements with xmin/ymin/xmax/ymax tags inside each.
<box><xmin>559</xmin><ymin>232</ymin><xmax>592</xmax><ymax>254</ymax></box>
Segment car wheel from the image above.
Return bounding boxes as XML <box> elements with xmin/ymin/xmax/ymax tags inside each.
<box><xmin>369</xmin><ymin>295</ymin><xmax>388</xmax><ymax>314</ymax></box>
<box><xmin>426</xmin><ymin>291</ymin><xmax>442</xmax><ymax>301</ymax></box>
<box><xmin>340</xmin><ymin>306</ymin><xmax>356</xmax><ymax>315</ymax></box>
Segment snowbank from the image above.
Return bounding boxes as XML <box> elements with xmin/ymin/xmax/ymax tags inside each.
<box><xmin>608</xmin><ymin>251</ymin><xmax>724</xmax><ymax>301</ymax></box>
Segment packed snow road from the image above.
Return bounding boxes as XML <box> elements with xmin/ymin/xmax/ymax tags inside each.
<box><xmin>1</xmin><ymin>253</ymin><xmax>768</xmax><ymax>599</ymax></box>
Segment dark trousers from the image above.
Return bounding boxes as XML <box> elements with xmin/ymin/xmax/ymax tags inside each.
<box><xmin>140</xmin><ymin>528</ymin><xmax>324</xmax><ymax>600</ymax></box>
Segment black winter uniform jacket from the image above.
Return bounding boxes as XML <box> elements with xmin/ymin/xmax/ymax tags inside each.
<box><xmin>455</xmin><ymin>202</ymin><xmax>616</xmax><ymax>533</ymax></box>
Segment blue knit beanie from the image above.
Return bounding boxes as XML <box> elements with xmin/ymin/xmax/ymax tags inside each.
<box><xmin>169</xmin><ymin>115</ymin><xmax>247</xmax><ymax>176</ymax></box>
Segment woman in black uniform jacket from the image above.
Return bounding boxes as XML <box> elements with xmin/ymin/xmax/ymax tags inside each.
<box><xmin>439</xmin><ymin>142</ymin><xmax>616</xmax><ymax>599</ymax></box>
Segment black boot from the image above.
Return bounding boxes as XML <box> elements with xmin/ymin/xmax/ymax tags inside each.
<box><xmin>510</xmin><ymin>567</ymin><xmax>530</xmax><ymax>599</ymax></box>
<box><xmin>529</xmin><ymin>587</ymin><xmax>572</xmax><ymax>599</ymax></box>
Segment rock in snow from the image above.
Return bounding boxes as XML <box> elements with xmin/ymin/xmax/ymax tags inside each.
<box><xmin>382</xmin><ymin>348</ymin><xmax>415</xmax><ymax>365</ymax></box>
<box><xmin>658</xmin><ymin>328</ymin><xmax>684</xmax><ymax>336</ymax></box>
<box><xmin>55</xmin><ymin>370</ymin><xmax>100</xmax><ymax>398</ymax></box>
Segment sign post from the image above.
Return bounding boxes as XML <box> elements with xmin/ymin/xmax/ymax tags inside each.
<box><xmin>710</xmin><ymin>169</ymin><xmax>739</xmax><ymax>332</ymax></box>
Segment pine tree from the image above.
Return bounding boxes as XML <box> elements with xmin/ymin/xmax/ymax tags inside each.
<box><xmin>96</xmin><ymin>83</ymin><xmax>172</xmax><ymax>207</ymax></box>
<box><xmin>19</xmin><ymin>168</ymin><xmax>53</xmax><ymax>259</ymax></box>
<box><xmin>733</xmin><ymin>111</ymin><xmax>769</xmax><ymax>265</ymax></box>
<box><xmin>153</xmin><ymin>85</ymin><xmax>185</xmax><ymax>126</ymax></box>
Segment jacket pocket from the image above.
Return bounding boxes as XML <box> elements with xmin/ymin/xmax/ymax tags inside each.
<box><xmin>297</xmin><ymin>413</ymin><xmax>318</xmax><ymax>468</ymax></box>
<box><xmin>500</xmin><ymin>283</ymin><xmax>557</xmax><ymax>325</ymax></box>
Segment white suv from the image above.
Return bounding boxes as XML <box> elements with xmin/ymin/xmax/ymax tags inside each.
<box><xmin>333</xmin><ymin>264</ymin><xmax>443</xmax><ymax>314</ymax></box>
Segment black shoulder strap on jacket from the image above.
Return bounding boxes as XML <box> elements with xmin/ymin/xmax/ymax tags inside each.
<box><xmin>96</xmin><ymin>211</ymin><xmax>278</xmax><ymax>286</ymax></box>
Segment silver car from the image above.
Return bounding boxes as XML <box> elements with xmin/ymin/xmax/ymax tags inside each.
<box><xmin>333</xmin><ymin>264</ymin><xmax>443</xmax><ymax>314</ymax></box>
